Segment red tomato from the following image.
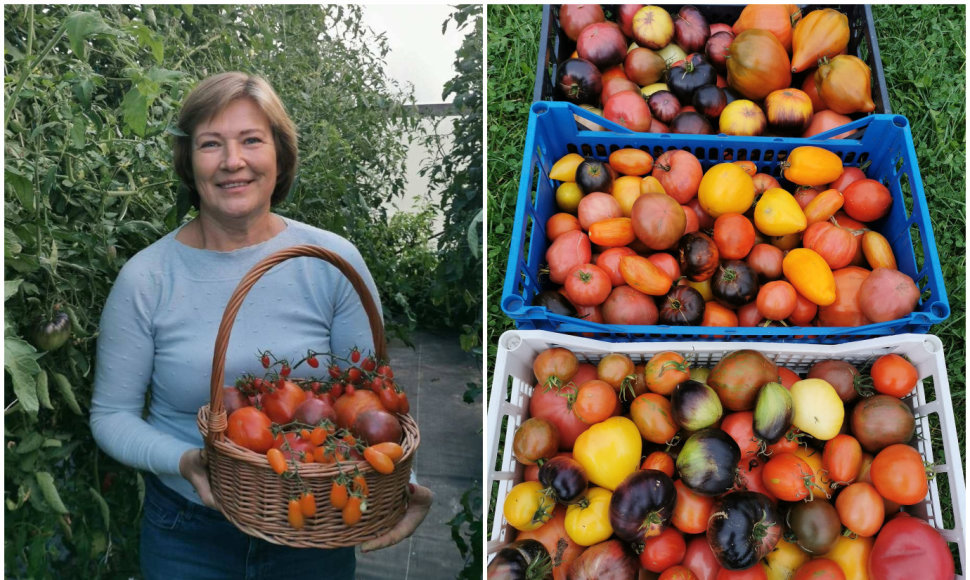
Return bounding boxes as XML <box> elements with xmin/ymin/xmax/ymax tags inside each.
<box><xmin>756</xmin><ymin>280</ymin><xmax>797</xmax><ymax>321</ymax></box>
<box><xmin>604</xmin><ymin>90</ymin><xmax>653</xmax><ymax>132</ymax></box>
<box><xmin>829</xmin><ymin>166</ymin><xmax>866</xmax><ymax>192</ymax></box>
<box><xmin>226</xmin><ymin>407</ymin><xmax>274</xmax><ymax>452</ymax></box>
<box><xmin>720</xmin><ymin>411</ymin><xmax>762</xmax><ymax>459</ymax></box>
<box><xmin>702</xmin><ymin>301</ymin><xmax>740</xmax><ymax>327</ymax></box>
<box><xmin>546</xmin><ymin>230</ymin><xmax>592</xmax><ymax>285</ymax></box>
<box><xmin>737</xmin><ymin>301</ymin><xmax>765</xmax><ymax>327</ymax></box>
<box><xmin>660</xmin><ymin>566</ymin><xmax>700</xmax><ymax>580</ymax></box>
<box><xmin>716</xmin><ymin>563</ymin><xmax>768</xmax><ymax>580</ymax></box>
<box><xmin>601</xmin><ymin>285</ymin><xmax>659</xmax><ymax>325</ymax></box>
<box><xmin>735</xmin><ymin>456</ymin><xmax>776</xmax><ymax>501</ymax></box>
<box><xmin>629</xmin><ymin>393</ymin><xmax>679</xmax><ymax>444</ymax></box>
<box><xmin>802</xmin><ymin>220</ymin><xmax>859</xmax><ymax>270</ymax></box>
<box><xmin>564</xmin><ymin>263</ymin><xmax>612</xmax><ymax>306</ymax></box>
<box><xmin>870</xmin><ymin>444</ymin><xmax>928</xmax><ymax>505</ymax></box>
<box><xmin>572</xmin><ymin>379</ymin><xmax>618</xmax><ymax>424</ymax></box>
<box><xmin>869</xmin><ymin>354</ymin><xmax>918</xmax><ymax>398</ymax></box>
<box><xmin>686</xmin><ymin>196</ymin><xmax>716</xmax><ymax>230</ymax></box>
<box><xmin>272</xmin><ymin>432</ymin><xmax>316</xmax><ymax>462</ymax></box>
<box><xmin>835</xmin><ymin>482</ymin><xmax>884</xmax><ymax>537</ymax></box>
<box><xmin>260</xmin><ymin>380</ymin><xmax>307</xmax><ymax>424</ymax></box>
<box><xmin>713</xmin><ymin>213</ymin><xmax>756</xmax><ymax>260</ymax></box>
<box><xmin>595</xmin><ymin>246</ymin><xmax>637</xmax><ymax>286</ymax></box>
<box><xmin>683</xmin><ymin>536</ymin><xmax>724</xmax><ymax>580</ymax></box>
<box><xmin>643</xmin><ymin>351</ymin><xmax>690</xmax><ymax>395</ymax></box>
<box><xmin>640</xmin><ymin>526</ymin><xmax>687</xmax><ymax>573</ymax></box>
<box><xmin>788</xmin><ymin>291</ymin><xmax>818</xmax><ymax>326</ymax></box>
<box><xmin>823</xmin><ymin>434</ymin><xmax>862</xmax><ymax>487</ymax></box>
<box><xmin>577</xmin><ymin>192</ymin><xmax>623</xmax><ymax>230</ymax></box>
<box><xmin>762</xmin><ymin>453</ymin><xmax>817</xmax><ymax>501</ymax></box>
<box><xmin>652</xmin><ymin>150</ymin><xmax>704</xmax><ymax>204</ymax></box>
<box><xmin>746</xmin><ymin>243</ymin><xmax>784</xmax><ymax>281</ymax></box>
<box><xmin>672</xmin><ymin>479</ymin><xmax>716</xmax><ymax>534</ymax></box>
<box><xmin>642</xmin><ymin>450</ymin><xmax>676</xmax><ymax>477</ymax></box>
<box><xmin>868</xmin><ymin>513</ymin><xmax>954</xmax><ymax>580</ymax></box>
<box><xmin>648</xmin><ymin>252</ymin><xmax>682</xmax><ymax>281</ymax></box>
<box><xmin>792</xmin><ymin>558</ymin><xmax>845</xmax><ymax>580</ymax></box>
<box><xmin>777</xmin><ymin>367</ymin><xmax>800</xmax><ymax>389</ymax></box>
<box><xmin>529</xmin><ymin>382</ymin><xmax>589</xmax><ymax>451</ymax></box>
<box><xmin>842</xmin><ymin>178</ymin><xmax>891</xmax><ymax>222</ymax></box>
<box><xmin>516</xmin><ymin>505</ymin><xmax>585</xmax><ymax>580</ymax></box>
<box><xmin>546</xmin><ymin>212</ymin><xmax>582</xmax><ymax>241</ymax></box>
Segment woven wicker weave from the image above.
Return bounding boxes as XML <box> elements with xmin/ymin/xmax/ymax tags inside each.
<box><xmin>196</xmin><ymin>244</ymin><xmax>420</xmax><ymax>548</ymax></box>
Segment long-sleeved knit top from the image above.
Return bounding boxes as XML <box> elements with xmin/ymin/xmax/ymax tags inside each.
<box><xmin>90</xmin><ymin>216</ymin><xmax>381</xmax><ymax>504</ymax></box>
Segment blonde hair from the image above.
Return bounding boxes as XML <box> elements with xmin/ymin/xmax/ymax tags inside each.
<box><xmin>173</xmin><ymin>72</ymin><xmax>299</xmax><ymax>208</ymax></box>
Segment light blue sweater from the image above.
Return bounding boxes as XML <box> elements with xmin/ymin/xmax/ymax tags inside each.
<box><xmin>90</xmin><ymin>217</ymin><xmax>381</xmax><ymax>504</ymax></box>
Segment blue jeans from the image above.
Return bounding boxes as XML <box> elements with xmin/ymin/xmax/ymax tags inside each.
<box><xmin>140</xmin><ymin>474</ymin><xmax>355</xmax><ymax>580</ymax></box>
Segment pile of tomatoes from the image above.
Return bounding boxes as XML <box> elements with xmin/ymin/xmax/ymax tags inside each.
<box><xmin>553</xmin><ymin>5</ymin><xmax>875</xmax><ymax>138</ymax></box>
<box><xmin>224</xmin><ymin>348</ymin><xmax>409</xmax><ymax>529</ymax></box>
<box><xmin>488</xmin><ymin>346</ymin><xmax>955</xmax><ymax>580</ymax></box>
<box><xmin>539</xmin><ymin>143</ymin><xmax>922</xmax><ymax>330</ymax></box>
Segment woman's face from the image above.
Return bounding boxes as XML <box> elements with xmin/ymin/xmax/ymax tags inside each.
<box><xmin>191</xmin><ymin>98</ymin><xmax>277</xmax><ymax>222</ymax></box>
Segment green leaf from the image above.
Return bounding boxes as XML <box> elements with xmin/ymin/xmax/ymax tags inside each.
<box><xmin>5</xmin><ymin>280</ymin><xmax>23</xmax><ymax>302</ymax></box>
<box><xmin>52</xmin><ymin>372</ymin><xmax>83</xmax><ymax>416</ymax></box>
<box><xmin>5</xmin><ymin>169</ymin><xmax>35</xmax><ymax>210</ymax></box>
<box><xmin>64</xmin><ymin>11</ymin><xmax>115</xmax><ymax>60</ymax></box>
<box><xmin>129</xmin><ymin>22</ymin><xmax>164</xmax><ymax>64</ymax></box>
<box><xmin>121</xmin><ymin>86</ymin><xmax>149</xmax><ymax>137</ymax></box>
<box><xmin>70</xmin><ymin>120</ymin><xmax>86</xmax><ymax>149</ymax></box>
<box><xmin>73</xmin><ymin>78</ymin><xmax>93</xmax><ymax>108</ymax></box>
<box><xmin>15</xmin><ymin>432</ymin><xmax>44</xmax><ymax>454</ymax></box>
<box><xmin>89</xmin><ymin>487</ymin><xmax>111</xmax><ymax>529</ymax></box>
<box><xmin>182</xmin><ymin>4</ymin><xmax>194</xmax><ymax>17</ymax></box>
<box><xmin>5</xmin><ymin>338</ymin><xmax>43</xmax><ymax>415</ymax></box>
<box><xmin>35</xmin><ymin>472</ymin><xmax>70</xmax><ymax>514</ymax></box>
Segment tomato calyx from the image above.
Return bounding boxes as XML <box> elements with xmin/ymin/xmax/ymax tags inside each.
<box><xmin>750</xmin><ymin>509</ymin><xmax>778</xmax><ymax>543</ymax></box>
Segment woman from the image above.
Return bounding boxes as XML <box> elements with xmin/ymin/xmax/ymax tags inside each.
<box><xmin>90</xmin><ymin>72</ymin><xmax>431</xmax><ymax>579</ymax></box>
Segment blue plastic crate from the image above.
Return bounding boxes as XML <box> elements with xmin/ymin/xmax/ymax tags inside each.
<box><xmin>500</xmin><ymin>101</ymin><xmax>949</xmax><ymax>343</ymax></box>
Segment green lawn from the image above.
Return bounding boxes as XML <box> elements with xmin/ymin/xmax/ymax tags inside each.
<box><xmin>486</xmin><ymin>1</ymin><xmax>966</xmax><ymax>549</ymax></box>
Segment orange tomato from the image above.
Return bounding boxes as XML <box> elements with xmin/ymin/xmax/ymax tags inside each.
<box><xmin>643</xmin><ymin>351</ymin><xmax>690</xmax><ymax>395</ymax></box>
<box><xmin>609</xmin><ymin>148</ymin><xmax>654</xmax><ymax>176</ymax></box>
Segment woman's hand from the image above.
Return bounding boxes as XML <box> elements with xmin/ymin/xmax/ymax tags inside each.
<box><xmin>179</xmin><ymin>448</ymin><xmax>221</xmax><ymax>511</ymax></box>
<box><xmin>359</xmin><ymin>484</ymin><xmax>433</xmax><ymax>552</ymax></box>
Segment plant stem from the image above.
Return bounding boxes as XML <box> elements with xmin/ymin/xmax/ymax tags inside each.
<box><xmin>4</xmin><ymin>16</ymin><xmax>69</xmax><ymax>129</ymax></box>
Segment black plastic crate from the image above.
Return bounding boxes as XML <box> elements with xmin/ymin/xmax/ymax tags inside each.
<box><xmin>533</xmin><ymin>4</ymin><xmax>891</xmax><ymax>115</ymax></box>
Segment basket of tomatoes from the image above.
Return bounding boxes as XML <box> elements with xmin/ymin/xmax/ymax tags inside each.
<box><xmin>196</xmin><ymin>244</ymin><xmax>420</xmax><ymax>548</ymax></box>
<box><xmin>500</xmin><ymin>101</ymin><xmax>948</xmax><ymax>342</ymax></box>
<box><xmin>486</xmin><ymin>330</ymin><xmax>964</xmax><ymax>579</ymax></box>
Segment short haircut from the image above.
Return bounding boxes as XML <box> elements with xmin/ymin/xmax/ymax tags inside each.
<box><xmin>172</xmin><ymin>72</ymin><xmax>298</xmax><ymax>209</ymax></box>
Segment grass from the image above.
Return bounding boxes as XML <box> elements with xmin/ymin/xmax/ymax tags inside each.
<box><xmin>486</xmin><ymin>3</ymin><xmax>966</xmax><ymax>559</ymax></box>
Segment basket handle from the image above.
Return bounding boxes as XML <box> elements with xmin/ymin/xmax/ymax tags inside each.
<box><xmin>206</xmin><ymin>244</ymin><xmax>386</xmax><ymax>442</ymax></box>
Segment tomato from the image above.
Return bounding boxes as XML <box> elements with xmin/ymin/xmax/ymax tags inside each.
<box><xmin>596</xmin><ymin>353</ymin><xmax>636</xmax><ymax>395</ymax></box>
<box><xmin>266</xmin><ymin>448</ymin><xmax>287</xmax><ymax>474</ymax></box>
<box><xmin>823</xmin><ymin>534</ymin><xmax>872</xmax><ymax>580</ymax></box>
<box><xmin>672</xmin><ymin>478</ymin><xmax>715</xmax><ymax>534</ymax></box>
<box><xmin>504</xmin><ymin>481</ymin><xmax>554</xmax><ymax>532</ymax></box>
<box><xmin>630</xmin><ymin>394</ymin><xmax>679</xmax><ymax>446</ymax></box>
<box><xmin>601</xmin><ymin>285</ymin><xmax>659</xmax><ymax>325</ymax></box>
<box><xmin>762</xmin><ymin>453</ymin><xmax>818</xmax><ymax>501</ymax></box>
<box><xmin>272</xmin><ymin>432</ymin><xmax>316</xmax><ymax>462</ymax></box>
<box><xmin>754</xmin><ymin>188</ymin><xmax>807</xmax><ymax>236</ymax></box>
<box><xmin>870</xmin><ymin>444</ymin><xmax>928</xmax><ymax>505</ymax></box>
<box><xmin>572</xmin><ymin>379</ymin><xmax>618</xmax><ymax>424</ymax></box>
<box><xmin>630</xmin><ymin>191</ymin><xmax>688</xmax><ymax>251</ymax></box>
<box><xmin>708</xmin><ymin>349</ymin><xmax>778</xmax><ymax>412</ymax></box>
<box><xmin>528</xmin><ymin>383</ymin><xmax>590</xmax><ymax>452</ymax></box>
<box><xmin>698</xmin><ymin>163</ymin><xmax>756</xmax><ymax>218</ymax></box>
<box><xmin>595</xmin><ymin>246</ymin><xmax>637</xmax><ymax>287</ymax></box>
<box><xmin>788</xmin><ymin>291</ymin><xmax>818</xmax><ymax>326</ymax></box>
<box><xmin>644</xmin><ymin>351</ymin><xmax>691</xmax><ymax>395</ymax></box>
<box><xmin>516</xmin><ymin>506</ymin><xmax>584</xmax><ymax>580</ymax></box>
<box><xmin>793</xmin><ymin>559</ymin><xmax>846</xmax><ymax>580</ymax></box>
<box><xmin>653</xmin><ymin>149</ymin><xmax>704</xmax><ymax>204</ymax></box>
<box><xmin>546</xmin><ymin>212</ymin><xmax>582</xmax><ymax>240</ymax></box>
<box><xmin>261</xmin><ymin>380</ymin><xmax>307</xmax><ymax>424</ymax></box>
<box><xmin>559</xmin><ymin>4</ymin><xmax>605</xmax><ymax>41</ymax></box>
<box><xmin>868</xmin><ymin>513</ymin><xmax>954</xmax><ymax>580</ymax></box>
<box><xmin>764</xmin><ymin>538</ymin><xmax>811</xmax><ymax>580</ymax></box>
<box><xmin>756</xmin><ymin>280</ymin><xmax>797</xmax><ymax>321</ymax></box>
<box><xmin>333</xmin><ymin>388</ymin><xmax>383</xmax><ymax>429</ymax></box>
<box><xmin>227</xmin><ymin>407</ymin><xmax>275</xmax><ymax>452</ymax></box>
<box><xmin>787</xmin><ymin>499</ymin><xmax>842</xmax><ymax>555</ymax></box>
<box><xmin>640</xmin><ymin>526</ymin><xmax>687</xmax><ymax>573</ymax></box>
<box><xmin>808</xmin><ymin>359</ymin><xmax>862</xmax><ymax>403</ymax></box>
<box><xmin>720</xmin><ymin>411</ymin><xmax>762</xmax><ymax>458</ymax></box>
<box><xmin>713</xmin><ymin>212</ymin><xmax>756</xmax><ymax>260</ymax></box>
<box><xmin>717</xmin><ymin>564</ymin><xmax>768</xmax><ymax>579</ymax></box>
<box><xmin>564</xmin><ymin>263</ymin><xmax>611</xmax><ymax>307</ymax></box>
<box><xmin>533</xmin><ymin>347</ymin><xmax>579</xmax><ymax>389</ymax></box>
<box><xmin>512</xmin><ymin>417</ymin><xmax>560</xmax><ymax>465</ymax></box>
<box><xmin>547</xmin><ymin>230</ymin><xmax>592</xmax><ymax>285</ymax></box>
<box><xmin>604</xmin><ymin>89</ymin><xmax>653</xmax><ymax>131</ymax></box>
<box><xmin>703</xmin><ymin>301</ymin><xmax>740</xmax><ymax>327</ymax></box>
<box><xmin>777</xmin><ymin>367</ymin><xmax>800</xmax><ymax>389</ymax></box>
<box><xmin>683</xmin><ymin>535</ymin><xmax>724</xmax><ymax>580</ymax></box>
<box><xmin>817</xmin><ymin>266</ymin><xmax>871</xmax><ymax>327</ymax></box>
<box><xmin>620</xmin><ymin>254</ymin><xmax>674</xmax><ymax>296</ymax></box>
<box><xmin>782</xmin><ymin>248</ymin><xmax>836</xmax><ymax>307</ymax></box>
<box><xmin>563</xmin><ymin>486</ymin><xmax>614</xmax><ymax>546</ymax></box>
<box><xmin>736</xmin><ymin>456</ymin><xmax>776</xmax><ymax>500</ymax></box>
<box><xmin>609</xmin><ymin>147</ymin><xmax>654</xmax><ymax>176</ymax></box>
<box><xmin>747</xmin><ymin>243</ymin><xmax>784</xmax><ymax>282</ymax></box>
<box><xmin>789</xmin><ymin>378</ymin><xmax>844</xmax><ymax>440</ymax></box>
<box><xmin>802</xmin><ymin>220</ymin><xmax>859</xmax><ymax>270</ymax></box>
<box><xmin>869</xmin><ymin>354</ymin><xmax>918</xmax><ymax>398</ymax></box>
<box><xmin>661</xmin><ymin>566</ymin><xmax>701</xmax><ymax>580</ymax></box>
<box><xmin>648</xmin><ymin>252</ymin><xmax>682</xmax><ymax>281</ymax></box>
<box><xmin>823</xmin><ymin>434</ymin><xmax>862</xmax><ymax>487</ymax></box>
<box><xmin>835</xmin><ymin>482</ymin><xmax>884</xmax><ymax>537</ymax></box>
<box><xmin>842</xmin><ymin>179</ymin><xmax>891</xmax><ymax>223</ymax></box>
<box><xmin>572</xmin><ymin>416</ymin><xmax>642</xmax><ymax>491</ymax></box>
<box><xmin>642</xmin><ymin>450</ymin><xmax>676</xmax><ymax>477</ymax></box>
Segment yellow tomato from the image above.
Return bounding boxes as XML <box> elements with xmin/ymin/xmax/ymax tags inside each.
<box><xmin>640</xmin><ymin>175</ymin><xmax>666</xmax><ymax>195</ymax></box>
<box><xmin>564</xmin><ymin>486</ymin><xmax>614</xmax><ymax>546</ymax></box>
<box><xmin>790</xmin><ymin>378</ymin><xmax>844</xmax><ymax>440</ymax></box>
<box><xmin>754</xmin><ymin>188</ymin><xmax>807</xmax><ymax>236</ymax></box>
<box><xmin>503</xmin><ymin>481</ymin><xmax>554</xmax><ymax>532</ymax></box>
<box><xmin>823</xmin><ymin>533</ymin><xmax>873</xmax><ymax>580</ymax></box>
<box><xmin>782</xmin><ymin>248</ymin><xmax>836</xmax><ymax>306</ymax></box>
<box><xmin>640</xmin><ymin>82</ymin><xmax>669</xmax><ymax>97</ymax></box>
<box><xmin>612</xmin><ymin>176</ymin><xmax>644</xmax><ymax>217</ymax></box>
<box><xmin>549</xmin><ymin>152</ymin><xmax>586</xmax><ymax>182</ymax></box>
<box><xmin>573</xmin><ymin>416</ymin><xmax>642</xmax><ymax>491</ymax></box>
<box><xmin>765</xmin><ymin>537</ymin><xmax>812</xmax><ymax>580</ymax></box>
<box><xmin>556</xmin><ymin>182</ymin><xmax>584</xmax><ymax>213</ymax></box>
<box><xmin>698</xmin><ymin>163</ymin><xmax>755</xmax><ymax>218</ymax></box>
<box><xmin>686</xmin><ymin>278</ymin><xmax>714</xmax><ymax>301</ymax></box>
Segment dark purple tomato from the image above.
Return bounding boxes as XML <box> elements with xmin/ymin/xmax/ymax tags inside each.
<box><xmin>712</xmin><ymin>260</ymin><xmax>759</xmax><ymax>307</ymax></box>
<box><xmin>557</xmin><ymin>58</ymin><xmax>603</xmax><ymax>106</ymax></box>
<box><xmin>609</xmin><ymin>469</ymin><xmax>677</xmax><ymax>549</ymax></box>
<box><xmin>692</xmin><ymin>84</ymin><xmax>727</xmax><ymax>118</ymax></box>
<box><xmin>659</xmin><ymin>285</ymin><xmax>705</xmax><ymax>325</ymax></box>
<box><xmin>670</xmin><ymin>111</ymin><xmax>714</xmax><ymax>134</ymax></box>
<box><xmin>537</xmin><ymin>455</ymin><xmax>589</xmax><ymax>504</ymax></box>
<box><xmin>708</xmin><ymin>491</ymin><xmax>781</xmax><ymax>570</ymax></box>
<box><xmin>679</xmin><ymin>232</ymin><xmax>720</xmax><ymax>282</ymax></box>
<box><xmin>647</xmin><ymin>90</ymin><xmax>682</xmax><ymax>124</ymax></box>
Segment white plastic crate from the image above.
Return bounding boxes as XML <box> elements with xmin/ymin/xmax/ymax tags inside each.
<box><xmin>486</xmin><ymin>331</ymin><xmax>965</xmax><ymax>577</ymax></box>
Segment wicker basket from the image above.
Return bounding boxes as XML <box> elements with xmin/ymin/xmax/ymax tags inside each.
<box><xmin>196</xmin><ymin>244</ymin><xmax>420</xmax><ymax>548</ymax></box>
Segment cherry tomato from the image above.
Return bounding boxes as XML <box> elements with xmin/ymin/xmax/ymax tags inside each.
<box><xmin>330</xmin><ymin>480</ymin><xmax>349</xmax><ymax>509</ymax></box>
<box><xmin>869</xmin><ymin>354</ymin><xmax>918</xmax><ymax>398</ymax></box>
<box><xmin>342</xmin><ymin>495</ymin><xmax>363</xmax><ymax>525</ymax></box>
<box><xmin>660</xmin><ymin>566</ymin><xmax>700</xmax><ymax>580</ymax></box>
<box><xmin>266</xmin><ymin>448</ymin><xmax>287</xmax><ymax>474</ymax></box>
<box><xmin>298</xmin><ymin>492</ymin><xmax>317</xmax><ymax>517</ymax></box>
<box><xmin>640</xmin><ymin>526</ymin><xmax>687</xmax><ymax>573</ymax></box>
<box><xmin>287</xmin><ymin>498</ymin><xmax>305</xmax><ymax>529</ymax></box>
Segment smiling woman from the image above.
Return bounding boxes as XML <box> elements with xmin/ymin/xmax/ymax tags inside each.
<box><xmin>88</xmin><ymin>71</ymin><xmax>432</xmax><ymax>579</ymax></box>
